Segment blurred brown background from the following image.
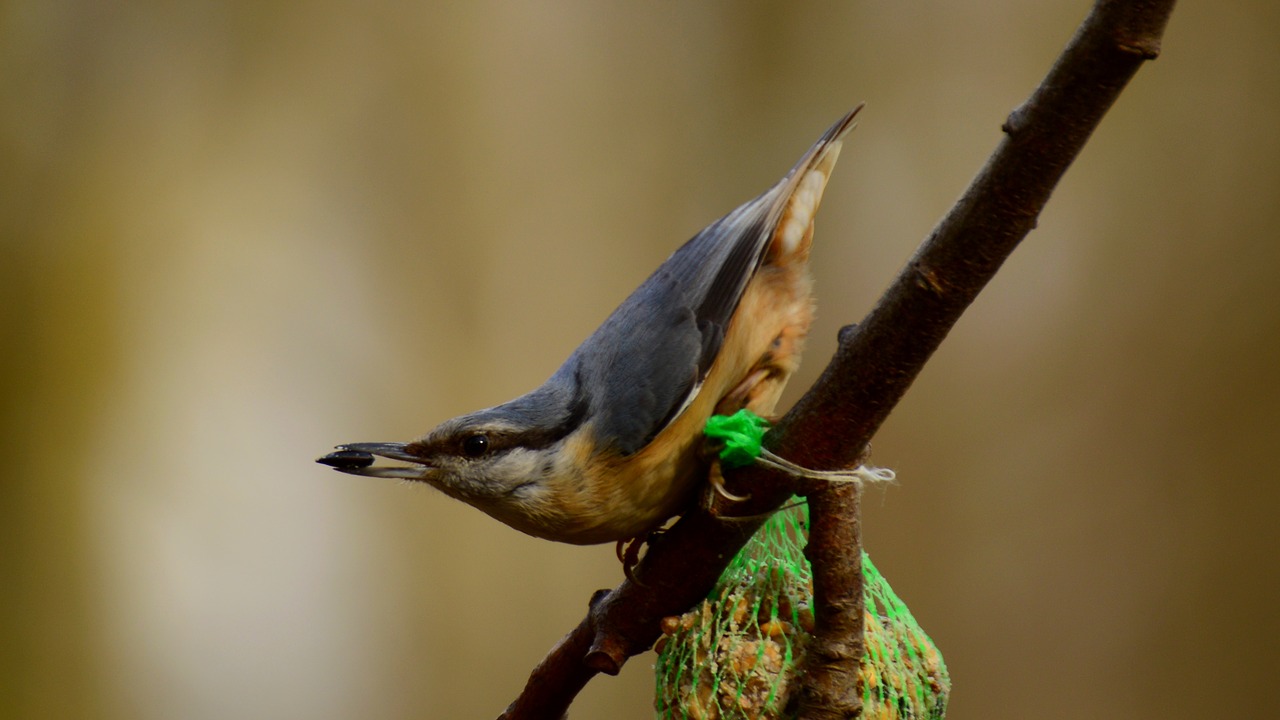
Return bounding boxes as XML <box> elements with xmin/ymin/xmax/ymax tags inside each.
<box><xmin>3</xmin><ymin>1</ymin><xmax>1277</xmax><ymax>719</ymax></box>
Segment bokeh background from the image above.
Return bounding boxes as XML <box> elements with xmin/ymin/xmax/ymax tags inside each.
<box><xmin>3</xmin><ymin>1</ymin><xmax>1277</xmax><ymax>718</ymax></box>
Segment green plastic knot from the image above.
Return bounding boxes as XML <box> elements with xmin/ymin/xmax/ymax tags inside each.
<box><xmin>704</xmin><ymin>409</ymin><xmax>772</xmax><ymax>468</ymax></box>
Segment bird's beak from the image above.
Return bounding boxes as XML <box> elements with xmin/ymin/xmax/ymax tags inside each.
<box><xmin>316</xmin><ymin>442</ymin><xmax>429</xmax><ymax>479</ymax></box>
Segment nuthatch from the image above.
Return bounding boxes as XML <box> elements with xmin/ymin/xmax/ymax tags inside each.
<box><xmin>319</xmin><ymin>106</ymin><xmax>861</xmax><ymax>545</ymax></box>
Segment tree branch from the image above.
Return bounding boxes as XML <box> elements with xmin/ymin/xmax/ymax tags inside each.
<box><xmin>793</xmin><ymin>483</ymin><xmax>865</xmax><ymax>719</ymax></box>
<box><xmin>499</xmin><ymin>1</ymin><xmax>1176</xmax><ymax>717</ymax></box>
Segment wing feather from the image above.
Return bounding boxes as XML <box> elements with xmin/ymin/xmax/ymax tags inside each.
<box><xmin>565</xmin><ymin>108</ymin><xmax>862</xmax><ymax>454</ymax></box>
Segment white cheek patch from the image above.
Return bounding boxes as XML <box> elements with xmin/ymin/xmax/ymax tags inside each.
<box><xmin>777</xmin><ymin>167</ymin><xmax>829</xmax><ymax>257</ymax></box>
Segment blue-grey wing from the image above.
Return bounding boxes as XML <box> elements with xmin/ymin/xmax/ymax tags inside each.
<box><xmin>563</xmin><ymin>109</ymin><xmax>860</xmax><ymax>455</ymax></box>
<box><xmin>564</xmin><ymin>204</ymin><xmax>769</xmax><ymax>454</ymax></box>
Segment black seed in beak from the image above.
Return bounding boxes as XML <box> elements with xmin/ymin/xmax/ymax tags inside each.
<box><xmin>317</xmin><ymin>449</ymin><xmax>375</xmax><ymax>470</ymax></box>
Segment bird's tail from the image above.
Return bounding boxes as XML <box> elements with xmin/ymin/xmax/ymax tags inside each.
<box><xmin>766</xmin><ymin>103</ymin><xmax>863</xmax><ymax>264</ymax></box>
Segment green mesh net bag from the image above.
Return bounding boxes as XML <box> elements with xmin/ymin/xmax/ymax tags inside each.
<box><xmin>653</xmin><ymin>501</ymin><xmax>949</xmax><ymax>720</ymax></box>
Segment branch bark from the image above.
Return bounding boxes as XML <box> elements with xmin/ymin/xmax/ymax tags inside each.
<box><xmin>793</xmin><ymin>483</ymin><xmax>865</xmax><ymax>719</ymax></box>
<box><xmin>499</xmin><ymin>1</ymin><xmax>1176</xmax><ymax>718</ymax></box>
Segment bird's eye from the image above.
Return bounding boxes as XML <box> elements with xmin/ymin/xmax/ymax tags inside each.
<box><xmin>462</xmin><ymin>434</ymin><xmax>489</xmax><ymax>458</ymax></box>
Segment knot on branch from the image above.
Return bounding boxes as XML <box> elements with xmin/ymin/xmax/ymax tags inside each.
<box><xmin>1116</xmin><ymin>36</ymin><xmax>1161</xmax><ymax>59</ymax></box>
<box><xmin>587</xmin><ymin>588</ymin><xmax>611</xmax><ymax>610</ymax></box>
<box><xmin>806</xmin><ymin>634</ymin><xmax>866</xmax><ymax>665</ymax></box>
<box><xmin>583</xmin><ymin>645</ymin><xmax>622</xmax><ymax>671</ymax></box>
<box><xmin>794</xmin><ymin>678</ymin><xmax>863</xmax><ymax>720</ymax></box>
<box><xmin>1002</xmin><ymin>102</ymin><xmax>1032</xmax><ymax>135</ymax></box>
<box><xmin>911</xmin><ymin>261</ymin><xmax>948</xmax><ymax>296</ymax></box>
<box><xmin>584</xmin><ymin>640</ymin><xmax>626</xmax><ymax>675</ymax></box>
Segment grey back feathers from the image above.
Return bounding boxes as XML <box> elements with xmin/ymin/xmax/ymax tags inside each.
<box><xmin>479</xmin><ymin>110</ymin><xmax>858</xmax><ymax>457</ymax></box>
<box><xmin>565</xmin><ymin>194</ymin><xmax>777</xmax><ymax>455</ymax></box>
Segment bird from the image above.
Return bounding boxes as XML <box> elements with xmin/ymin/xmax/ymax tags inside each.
<box><xmin>318</xmin><ymin>105</ymin><xmax>861</xmax><ymax>546</ymax></box>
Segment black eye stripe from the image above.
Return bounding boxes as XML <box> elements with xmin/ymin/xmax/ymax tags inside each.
<box><xmin>447</xmin><ymin>407</ymin><xmax>584</xmax><ymax>458</ymax></box>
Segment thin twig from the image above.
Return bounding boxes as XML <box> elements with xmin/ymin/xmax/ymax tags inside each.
<box><xmin>499</xmin><ymin>1</ymin><xmax>1175</xmax><ymax>717</ymax></box>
